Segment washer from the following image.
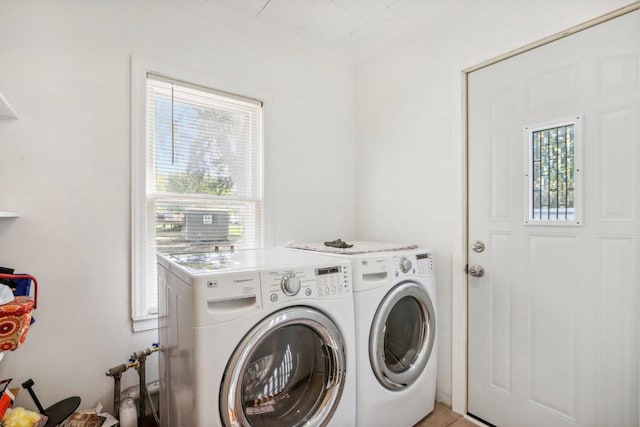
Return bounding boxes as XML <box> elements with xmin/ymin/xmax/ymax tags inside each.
<box><xmin>157</xmin><ymin>248</ymin><xmax>356</xmax><ymax>427</ymax></box>
<box><xmin>287</xmin><ymin>244</ymin><xmax>437</xmax><ymax>427</ymax></box>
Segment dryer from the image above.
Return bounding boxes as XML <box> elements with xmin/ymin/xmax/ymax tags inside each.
<box><xmin>157</xmin><ymin>248</ymin><xmax>356</xmax><ymax>427</ymax></box>
<box><xmin>351</xmin><ymin>249</ymin><xmax>437</xmax><ymax>427</ymax></box>
<box><xmin>287</xmin><ymin>243</ymin><xmax>437</xmax><ymax>427</ymax></box>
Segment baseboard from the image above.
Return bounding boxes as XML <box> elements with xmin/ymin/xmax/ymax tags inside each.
<box><xmin>435</xmin><ymin>388</ymin><xmax>452</xmax><ymax>408</ymax></box>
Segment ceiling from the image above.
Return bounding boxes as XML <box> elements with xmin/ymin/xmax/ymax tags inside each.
<box><xmin>157</xmin><ymin>0</ymin><xmax>632</xmax><ymax>64</ymax></box>
<box><xmin>215</xmin><ymin>0</ymin><xmax>469</xmax><ymax>50</ymax></box>
<box><xmin>156</xmin><ymin>0</ymin><xmax>478</xmax><ymax>63</ymax></box>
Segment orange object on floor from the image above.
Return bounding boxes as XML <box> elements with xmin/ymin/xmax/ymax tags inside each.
<box><xmin>0</xmin><ymin>388</ymin><xmax>15</xmax><ymax>418</ymax></box>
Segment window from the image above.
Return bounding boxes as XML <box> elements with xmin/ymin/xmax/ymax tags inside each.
<box><xmin>132</xmin><ymin>64</ymin><xmax>263</xmax><ymax>330</ymax></box>
<box><xmin>525</xmin><ymin>116</ymin><xmax>582</xmax><ymax>226</ymax></box>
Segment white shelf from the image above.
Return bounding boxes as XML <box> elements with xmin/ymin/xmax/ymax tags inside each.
<box><xmin>0</xmin><ymin>92</ymin><xmax>17</xmax><ymax>119</ymax></box>
<box><xmin>0</xmin><ymin>212</ymin><xmax>18</xmax><ymax>218</ymax></box>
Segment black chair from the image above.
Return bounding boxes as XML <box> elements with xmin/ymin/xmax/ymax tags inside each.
<box><xmin>21</xmin><ymin>378</ymin><xmax>80</xmax><ymax>427</ymax></box>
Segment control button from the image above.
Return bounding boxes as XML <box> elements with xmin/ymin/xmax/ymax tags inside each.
<box><xmin>395</xmin><ymin>271</ymin><xmax>399</xmax><ymax>277</ymax></box>
<box><xmin>318</xmin><ymin>288</ymin><xmax>323</xmax><ymax>296</ymax></box>
<box><xmin>305</xmin><ymin>288</ymin><xmax>312</xmax><ymax>296</ymax></box>
<box><xmin>338</xmin><ymin>285</ymin><xmax>343</xmax><ymax>290</ymax></box>
<box><xmin>281</xmin><ymin>273</ymin><xmax>301</xmax><ymax>296</ymax></box>
<box><xmin>325</xmin><ymin>287</ymin><xmax>330</xmax><ymax>294</ymax></box>
<box><xmin>400</xmin><ymin>257</ymin><xmax>412</xmax><ymax>273</ymax></box>
<box><xmin>270</xmin><ymin>293</ymin><xmax>278</xmax><ymax>302</ymax></box>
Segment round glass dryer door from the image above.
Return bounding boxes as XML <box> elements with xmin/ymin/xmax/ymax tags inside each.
<box><xmin>220</xmin><ymin>307</ymin><xmax>346</xmax><ymax>427</ymax></box>
<box><xmin>369</xmin><ymin>281</ymin><xmax>436</xmax><ymax>390</ymax></box>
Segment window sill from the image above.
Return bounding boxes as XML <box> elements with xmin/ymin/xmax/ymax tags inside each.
<box><xmin>132</xmin><ymin>315</ymin><xmax>158</xmax><ymax>332</ymax></box>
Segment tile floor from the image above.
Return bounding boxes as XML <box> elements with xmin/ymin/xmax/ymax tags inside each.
<box><xmin>414</xmin><ymin>402</ymin><xmax>479</xmax><ymax>427</ymax></box>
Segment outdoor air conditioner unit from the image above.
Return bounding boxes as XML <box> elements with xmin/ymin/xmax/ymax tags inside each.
<box><xmin>185</xmin><ymin>210</ymin><xmax>230</xmax><ymax>242</ymax></box>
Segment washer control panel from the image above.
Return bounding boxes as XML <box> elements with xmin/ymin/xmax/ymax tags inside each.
<box><xmin>314</xmin><ymin>264</ymin><xmax>351</xmax><ymax>298</ymax></box>
<box><xmin>262</xmin><ymin>263</ymin><xmax>351</xmax><ymax>306</ymax></box>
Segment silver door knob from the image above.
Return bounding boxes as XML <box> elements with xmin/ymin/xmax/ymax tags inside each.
<box><xmin>471</xmin><ymin>241</ymin><xmax>485</xmax><ymax>253</ymax></box>
<box><xmin>468</xmin><ymin>265</ymin><xmax>485</xmax><ymax>277</ymax></box>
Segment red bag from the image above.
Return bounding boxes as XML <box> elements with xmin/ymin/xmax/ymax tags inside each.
<box><xmin>0</xmin><ymin>274</ymin><xmax>38</xmax><ymax>351</ymax></box>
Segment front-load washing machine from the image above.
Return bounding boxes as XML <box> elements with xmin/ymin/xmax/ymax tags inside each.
<box><xmin>157</xmin><ymin>248</ymin><xmax>356</xmax><ymax>427</ymax></box>
<box><xmin>287</xmin><ymin>243</ymin><xmax>437</xmax><ymax>427</ymax></box>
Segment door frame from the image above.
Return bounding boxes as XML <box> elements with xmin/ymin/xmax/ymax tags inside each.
<box><xmin>452</xmin><ymin>1</ymin><xmax>640</xmax><ymax>415</ymax></box>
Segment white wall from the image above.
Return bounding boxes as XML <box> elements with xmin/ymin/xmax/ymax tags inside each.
<box><xmin>354</xmin><ymin>0</ymin><xmax>632</xmax><ymax>405</ymax></box>
<box><xmin>0</xmin><ymin>0</ymin><xmax>355</xmax><ymax>411</ymax></box>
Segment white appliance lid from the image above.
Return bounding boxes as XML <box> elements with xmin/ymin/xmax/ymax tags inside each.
<box><xmin>162</xmin><ymin>247</ymin><xmax>347</xmax><ymax>274</ymax></box>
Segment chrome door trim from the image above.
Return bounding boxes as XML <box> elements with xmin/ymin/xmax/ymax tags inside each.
<box><xmin>220</xmin><ymin>306</ymin><xmax>346</xmax><ymax>427</ymax></box>
<box><xmin>369</xmin><ymin>281</ymin><xmax>436</xmax><ymax>390</ymax></box>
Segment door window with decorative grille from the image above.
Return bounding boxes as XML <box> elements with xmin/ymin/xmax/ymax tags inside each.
<box><xmin>525</xmin><ymin>116</ymin><xmax>582</xmax><ymax>225</ymax></box>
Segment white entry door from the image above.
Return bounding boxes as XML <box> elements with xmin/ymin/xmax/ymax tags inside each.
<box><xmin>468</xmin><ymin>9</ymin><xmax>639</xmax><ymax>427</ymax></box>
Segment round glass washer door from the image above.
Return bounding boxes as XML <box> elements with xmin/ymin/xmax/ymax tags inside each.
<box><xmin>220</xmin><ymin>307</ymin><xmax>346</xmax><ymax>427</ymax></box>
<box><xmin>369</xmin><ymin>281</ymin><xmax>436</xmax><ymax>390</ymax></box>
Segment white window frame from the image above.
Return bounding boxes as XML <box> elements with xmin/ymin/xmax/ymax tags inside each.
<box><xmin>131</xmin><ymin>56</ymin><xmax>266</xmax><ymax>331</ymax></box>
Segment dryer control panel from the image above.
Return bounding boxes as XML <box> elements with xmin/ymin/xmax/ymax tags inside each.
<box><xmin>415</xmin><ymin>251</ymin><xmax>434</xmax><ymax>275</ymax></box>
<box><xmin>390</xmin><ymin>251</ymin><xmax>434</xmax><ymax>277</ymax></box>
<box><xmin>261</xmin><ymin>263</ymin><xmax>351</xmax><ymax>306</ymax></box>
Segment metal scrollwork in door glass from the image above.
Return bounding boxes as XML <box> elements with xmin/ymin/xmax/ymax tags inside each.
<box><xmin>528</xmin><ymin>117</ymin><xmax>580</xmax><ymax>224</ymax></box>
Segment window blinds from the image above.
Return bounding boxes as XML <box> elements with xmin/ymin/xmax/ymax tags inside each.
<box><xmin>144</xmin><ymin>74</ymin><xmax>263</xmax><ymax>311</ymax></box>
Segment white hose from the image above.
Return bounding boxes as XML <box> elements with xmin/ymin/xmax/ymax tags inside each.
<box><xmin>147</xmin><ymin>389</ymin><xmax>161</xmax><ymax>425</ymax></box>
<box><xmin>118</xmin><ymin>380</ymin><xmax>161</xmax><ymax>427</ymax></box>
<box><xmin>118</xmin><ymin>397</ymin><xmax>138</xmax><ymax>427</ymax></box>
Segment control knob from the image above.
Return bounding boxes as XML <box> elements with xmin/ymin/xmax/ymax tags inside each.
<box><xmin>281</xmin><ymin>273</ymin><xmax>301</xmax><ymax>296</ymax></box>
<box><xmin>399</xmin><ymin>257</ymin><xmax>412</xmax><ymax>273</ymax></box>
